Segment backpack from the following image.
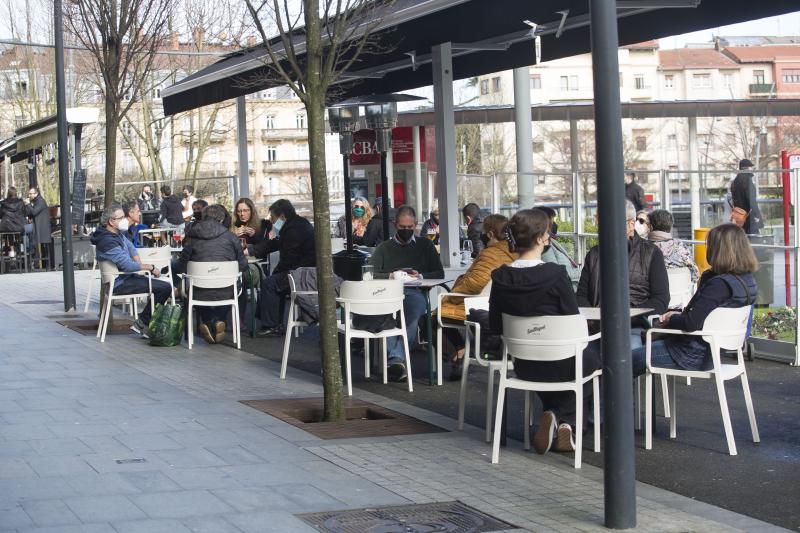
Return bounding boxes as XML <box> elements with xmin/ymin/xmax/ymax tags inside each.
<box><xmin>147</xmin><ymin>303</ymin><xmax>185</xmax><ymax>347</ymax></box>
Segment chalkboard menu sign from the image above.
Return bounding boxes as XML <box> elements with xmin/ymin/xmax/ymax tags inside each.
<box><xmin>71</xmin><ymin>169</ymin><xmax>87</xmax><ymax>225</ymax></box>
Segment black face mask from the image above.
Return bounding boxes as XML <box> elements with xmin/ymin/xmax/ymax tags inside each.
<box><xmin>479</xmin><ymin>233</ymin><xmax>490</xmax><ymax>248</ymax></box>
<box><xmin>543</xmin><ymin>244</ymin><xmax>551</xmax><ymax>254</ymax></box>
<box><xmin>396</xmin><ymin>228</ymin><xmax>414</xmax><ymax>242</ymax></box>
<box><xmin>193</xmin><ymin>211</ymin><xmax>202</xmax><ymax>221</ymax></box>
<box><xmin>550</xmin><ymin>221</ymin><xmax>558</xmax><ymax>237</ymax></box>
<box><xmin>431</xmin><ymin>216</ymin><xmax>439</xmax><ymax>225</ymax></box>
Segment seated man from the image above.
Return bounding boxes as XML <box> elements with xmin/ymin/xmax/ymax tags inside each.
<box><xmin>254</xmin><ymin>199</ymin><xmax>316</xmax><ymax>337</ymax></box>
<box><xmin>122</xmin><ymin>200</ymin><xmax>147</xmax><ymax>248</ymax></box>
<box><xmin>576</xmin><ymin>200</ymin><xmax>669</xmax><ymax>348</ymax></box>
<box><xmin>91</xmin><ymin>203</ymin><xmax>172</xmax><ymax>336</ymax></box>
<box><xmin>369</xmin><ymin>205</ymin><xmax>444</xmax><ymax>381</ymax></box>
<box><xmin>177</xmin><ymin>204</ymin><xmax>247</xmax><ymax>344</ymax></box>
<box><xmin>647</xmin><ymin>209</ymin><xmax>699</xmax><ymax>282</ymax></box>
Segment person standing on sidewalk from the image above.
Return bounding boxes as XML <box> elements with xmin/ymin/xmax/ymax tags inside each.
<box><xmin>730</xmin><ymin>159</ymin><xmax>763</xmax><ymax>235</ymax></box>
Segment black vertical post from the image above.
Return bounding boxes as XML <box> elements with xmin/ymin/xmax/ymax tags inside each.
<box><xmin>342</xmin><ymin>154</ymin><xmax>354</xmax><ymax>252</ymax></box>
<box><xmin>54</xmin><ymin>0</ymin><xmax>76</xmax><ymax>312</ymax></box>
<box><xmin>27</xmin><ymin>152</ymin><xmax>37</xmax><ymax>188</ymax></box>
<box><xmin>74</xmin><ymin>124</ymin><xmax>82</xmax><ymax>173</ymax></box>
<box><xmin>590</xmin><ymin>0</ymin><xmax>636</xmax><ymax>528</ymax></box>
<box><xmin>379</xmin><ymin>150</ymin><xmax>390</xmax><ymax>239</ymax></box>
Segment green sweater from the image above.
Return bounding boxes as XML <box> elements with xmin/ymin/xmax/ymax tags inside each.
<box><xmin>369</xmin><ymin>237</ymin><xmax>445</xmax><ymax>279</ymax></box>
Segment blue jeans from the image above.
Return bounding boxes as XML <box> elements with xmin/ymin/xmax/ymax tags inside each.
<box><xmin>632</xmin><ymin>340</ymin><xmax>680</xmax><ymax>378</ymax></box>
<box><xmin>387</xmin><ymin>288</ymin><xmax>427</xmax><ymax>364</ymax></box>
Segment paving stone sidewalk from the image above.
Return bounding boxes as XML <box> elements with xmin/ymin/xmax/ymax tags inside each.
<box><xmin>0</xmin><ymin>272</ymin><xmax>789</xmax><ymax>532</ymax></box>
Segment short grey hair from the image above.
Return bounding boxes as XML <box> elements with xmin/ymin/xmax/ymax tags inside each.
<box><xmin>203</xmin><ymin>204</ymin><xmax>227</xmax><ymax>224</ymax></box>
<box><xmin>625</xmin><ymin>200</ymin><xmax>637</xmax><ymax>221</ymax></box>
<box><xmin>101</xmin><ymin>203</ymin><xmax>124</xmax><ymax>226</ymax></box>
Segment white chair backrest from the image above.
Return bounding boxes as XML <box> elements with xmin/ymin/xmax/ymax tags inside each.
<box><xmin>464</xmin><ymin>296</ymin><xmax>489</xmax><ymax>314</ymax></box>
<box><xmin>137</xmin><ymin>246</ymin><xmax>171</xmax><ymax>268</ymax></box>
<box><xmin>667</xmin><ymin>267</ymin><xmax>693</xmax><ymax>308</ymax></box>
<box><xmin>287</xmin><ymin>273</ymin><xmax>298</xmax><ymax>293</ymax></box>
<box><xmin>701</xmin><ymin>305</ymin><xmax>752</xmax><ymax>350</ymax></box>
<box><xmin>98</xmin><ymin>260</ymin><xmax>121</xmax><ymax>284</ymax></box>
<box><xmin>339</xmin><ymin>280</ymin><xmax>404</xmax><ymax>316</ymax></box>
<box><xmin>186</xmin><ymin>261</ymin><xmax>240</xmax><ymax>289</ymax></box>
<box><xmin>501</xmin><ymin>313</ymin><xmax>589</xmax><ymax>362</ymax></box>
<box><xmin>90</xmin><ymin>244</ymin><xmax>96</xmax><ymax>261</ymax></box>
<box><xmin>331</xmin><ymin>237</ymin><xmax>345</xmax><ymax>252</ymax></box>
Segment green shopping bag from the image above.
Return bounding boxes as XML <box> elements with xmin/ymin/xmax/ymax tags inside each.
<box><xmin>147</xmin><ymin>303</ymin><xmax>185</xmax><ymax>347</ymax></box>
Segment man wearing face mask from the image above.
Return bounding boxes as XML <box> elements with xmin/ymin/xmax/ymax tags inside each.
<box><xmin>181</xmin><ymin>185</ymin><xmax>198</xmax><ymax>220</ymax></box>
<box><xmin>537</xmin><ymin>206</ymin><xmax>581</xmax><ymax>288</ymax></box>
<box><xmin>91</xmin><ymin>203</ymin><xmax>173</xmax><ymax>336</ymax></box>
<box><xmin>369</xmin><ymin>205</ymin><xmax>444</xmax><ymax>381</ymax></box>
<box><xmin>137</xmin><ymin>184</ymin><xmax>160</xmax><ymax>211</ymax></box>
<box><xmin>576</xmin><ymin>200</ymin><xmax>669</xmax><ymax>347</ymax></box>
<box><xmin>254</xmin><ymin>199</ymin><xmax>316</xmax><ymax>337</ymax></box>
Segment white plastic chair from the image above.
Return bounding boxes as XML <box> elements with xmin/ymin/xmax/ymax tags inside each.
<box><xmin>436</xmin><ymin>292</ymin><xmax>470</xmax><ymax>387</ymax></box>
<box><xmin>136</xmin><ymin>247</ymin><xmax>176</xmax><ymax>305</ymax></box>
<box><xmin>492</xmin><ymin>313</ymin><xmax>601</xmax><ymax>468</ymax></box>
<box><xmin>666</xmin><ymin>267</ymin><xmax>694</xmax><ymax>310</ymax></box>
<box><xmin>96</xmin><ymin>261</ymin><xmax>154</xmax><ymax>343</ymax></box>
<box><xmin>182</xmin><ymin>261</ymin><xmax>242</xmax><ymax>350</ymax></box>
<box><xmin>337</xmin><ymin>280</ymin><xmax>413</xmax><ymax>396</ymax></box>
<box><xmin>83</xmin><ymin>244</ymin><xmax>99</xmax><ymax>313</ymax></box>
<box><xmin>644</xmin><ymin>305</ymin><xmax>759</xmax><ymax>455</ymax></box>
<box><xmin>280</xmin><ymin>273</ymin><xmax>318</xmax><ymax>379</ymax></box>
<box><xmin>456</xmin><ymin>296</ymin><xmax>515</xmax><ymax>443</ymax></box>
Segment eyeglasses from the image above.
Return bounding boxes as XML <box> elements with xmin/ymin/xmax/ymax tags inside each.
<box><xmin>636</xmin><ymin>218</ymin><xmax>648</xmax><ymax>224</ymax></box>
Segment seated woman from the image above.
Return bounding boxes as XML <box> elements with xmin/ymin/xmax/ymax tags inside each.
<box><xmin>489</xmin><ymin>209</ymin><xmax>601</xmax><ymax>455</ymax></box>
<box><xmin>232</xmin><ymin>198</ymin><xmax>271</xmax><ymax>250</ymax></box>
<box><xmin>336</xmin><ymin>196</ymin><xmax>372</xmax><ymax>244</ymax></box>
<box><xmin>647</xmin><ymin>209</ymin><xmax>699</xmax><ymax>282</ymax></box>
<box><xmin>439</xmin><ymin>214</ymin><xmax>516</xmax><ymax>379</ymax></box>
<box><xmin>632</xmin><ymin>223</ymin><xmax>757</xmax><ymax>377</ymax></box>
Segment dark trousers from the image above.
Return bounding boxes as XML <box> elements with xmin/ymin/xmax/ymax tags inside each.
<box><xmin>513</xmin><ymin>346</ymin><xmax>602</xmax><ymax>429</ymax></box>
<box><xmin>199</xmin><ymin>306</ymin><xmax>229</xmax><ymax>326</ymax></box>
<box><xmin>114</xmin><ymin>275</ymin><xmax>172</xmax><ymax>323</ymax></box>
<box><xmin>259</xmin><ymin>272</ymin><xmax>289</xmax><ymax>329</ymax></box>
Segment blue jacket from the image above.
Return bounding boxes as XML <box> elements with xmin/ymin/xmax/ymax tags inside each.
<box><xmin>90</xmin><ymin>226</ymin><xmax>142</xmax><ymax>287</ymax></box>
<box><xmin>664</xmin><ymin>270</ymin><xmax>757</xmax><ymax>370</ymax></box>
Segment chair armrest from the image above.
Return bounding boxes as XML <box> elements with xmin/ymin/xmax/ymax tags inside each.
<box><xmin>295</xmin><ymin>291</ymin><xmax>318</xmax><ymax>296</ymax></box>
<box><xmin>587</xmin><ymin>332</ymin><xmax>602</xmax><ymax>342</ymax></box>
<box><xmin>436</xmin><ymin>292</ymin><xmax>472</xmax><ymax>327</ymax></box>
<box><xmin>647</xmin><ymin>314</ymin><xmax>660</xmax><ymax>326</ymax></box>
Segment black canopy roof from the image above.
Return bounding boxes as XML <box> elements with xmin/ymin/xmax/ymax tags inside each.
<box><xmin>162</xmin><ymin>0</ymin><xmax>800</xmax><ymax>116</ymax></box>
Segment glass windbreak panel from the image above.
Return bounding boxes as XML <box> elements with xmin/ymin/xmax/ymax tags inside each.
<box><xmin>577</xmin><ymin>171</ymin><xmax>597</xmax><ymax>236</ymax></box>
<box><xmin>455</xmin><ymin>174</ymin><xmax>493</xmax><ymax>214</ymax></box>
<box><xmin>533</xmin><ymin>171</ymin><xmax>574</xmax><ymax>227</ymax></box>
<box><xmin>495</xmin><ymin>172</ymin><xmax>519</xmax><ymax>219</ymax></box>
<box><xmin>626</xmin><ymin>170</ymin><xmax>662</xmax><ymax>211</ymax></box>
<box><xmin>749</xmin><ymin>247</ymin><xmax>796</xmax><ymax>343</ymax></box>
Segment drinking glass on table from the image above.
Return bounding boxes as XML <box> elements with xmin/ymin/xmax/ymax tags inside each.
<box><xmin>426</xmin><ymin>228</ymin><xmax>437</xmax><ymax>241</ymax></box>
<box><xmin>361</xmin><ymin>264</ymin><xmax>374</xmax><ymax>281</ymax></box>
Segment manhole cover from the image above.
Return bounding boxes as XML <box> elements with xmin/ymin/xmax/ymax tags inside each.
<box><xmin>298</xmin><ymin>501</ymin><xmax>516</xmax><ymax>532</ymax></box>
<box><xmin>57</xmin><ymin>319</ymin><xmax>134</xmax><ymax>336</ymax></box>
<box><xmin>16</xmin><ymin>300</ymin><xmax>62</xmax><ymax>305</ymax></box>
<box><xmin>240</xmin><ymin>397</ymin><xmax>447</xmax><ymax>440</ymax></box>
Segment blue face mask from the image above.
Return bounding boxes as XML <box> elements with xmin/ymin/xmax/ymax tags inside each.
<box><xmin>273</xmin><ymin>218</ymin><xmax>285</xmax><ymax>233</ymax></box>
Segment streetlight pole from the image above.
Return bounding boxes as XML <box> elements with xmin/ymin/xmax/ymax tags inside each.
<box><xmin>54</xmin><ymin>0</ymin><xmax>76</xmax><ymax>311</ymax></box>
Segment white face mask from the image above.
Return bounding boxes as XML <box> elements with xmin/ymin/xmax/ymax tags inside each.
<box><xmin>634</xmin><ymin>220</ymin><xmax>649</xmax><ymax>238</ymax></box>
<box><xmin>117</xmin><ymin>218</ymin><xmax>130</xmax><ymax>232</ymax></box>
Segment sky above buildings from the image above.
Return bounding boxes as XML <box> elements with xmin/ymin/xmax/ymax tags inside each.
<box><xmin>659</xmin><ymin>12</ymin><xmax>800</xmax><ymax>48</ymax></box>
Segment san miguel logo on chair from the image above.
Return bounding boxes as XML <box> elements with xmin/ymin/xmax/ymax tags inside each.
<box><xmin>208</xmin><ymin>266</ymin><xmax>220</xmax><ymax>273</ymax></box>
<box><xmin>528</xmin><ymin>324</ymin><xmax>546</xmax><ymax>334</ymax></box>
<box><xmin>372</xmin><ymin>287</ymin><xmax>386</xmax><ymax>296</ymax></box>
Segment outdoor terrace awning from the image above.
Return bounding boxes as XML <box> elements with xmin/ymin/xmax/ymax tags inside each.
<box><xmin>15</xmin><ymin>107</ymin><xmax>99</xmax><ymax>153</ymax></box>
<box><xmin>396</xmin><ymin>98</ymin><xmax>800</xmax><ymax>126</ymax></box>
<box><xmin>162</xmin><ymin>0</ymin><xmax>799</xmax><ymax>116</ymax></box>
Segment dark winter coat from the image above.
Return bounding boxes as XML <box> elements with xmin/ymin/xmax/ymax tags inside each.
<box><xmin>252</xmin><ymin>214</ymin><xmax>316</xmax><ymax>274</ymax></box>
<box><xmin>25</xmin><ymin>195</ymin><xmax>51</xmax><ymax>244</ymax></box>
<box><xmin>0</xmin><ymin>197</ymin><xmax>27</xmax><ymax>233</ymax></box>
<box><xmin>361</xmin><ymin>211</ymin><xmax>396</xmax><ymax>247</ymax></box>
<box><xmin>178</xmin><ymin>219</ymin><xmax>248</xmax><ymax>301</ymax></box>
<box><xmin>466</xmin><ymin>216</ymin><xmax>485</xmax><ymax>258</ymax></box>
<box><xmin>663</xmin><ymin>270</ymin><xmax>757</xmax><ymax>370</ymax></box>
<box><xmin>731</xmin><ymin>172</ymin><xmax>763</xmax><ymax>235</ymax></box>
<box><xmin>160</xmin><ymin>195</ymin><xmax>184</xmax><ymax>225</ymax></box>
<box><xmin>625</xmin><ymin>181</ymin><xmax>647</xmax><ymax>212</ymax></box>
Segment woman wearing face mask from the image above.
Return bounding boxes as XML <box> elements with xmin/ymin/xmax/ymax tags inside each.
<box><xmin>488</xmin><ymin>208</ymin><xmax>601</xmax><ymax>455</ymax></box>
<box><xmin>438</xmin><ymin>214</ymin><xmax>517</xmax><ymax>379</ymax></box>
<box><xmin>538</xmin><ymin>206</ymin><xmax>581</xmax><ymax>288</ymax></box>
<box><xmin>336</xmin><ymin>197</ymin><xmax>373</xmax><ymax>244</ymax></box>
<box><xmin>635</xmin><ymin>210</ymin><xmax>651</xmax><ymax>240</ymax></box>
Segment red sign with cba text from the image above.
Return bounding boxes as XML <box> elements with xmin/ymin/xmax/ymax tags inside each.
<box><xmin>350</xmin><ymin>127</ymin><xmax>425</xmax><ymax>165</ymax></box>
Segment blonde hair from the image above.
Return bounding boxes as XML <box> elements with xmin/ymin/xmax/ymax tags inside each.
<box><xmin>706</xmin><ymin>223</ymin><xmax>759</xmax><ymax>274</ymax></box>
<box><xmin>352</xmin><ymin>196</ymin><xmax>373</xmax><ymax>225</ymax></box>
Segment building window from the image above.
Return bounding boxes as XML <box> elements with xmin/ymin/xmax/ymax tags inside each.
<box><xmin>492</xmin><ymin>76</ymin><xmax>501</xmax><ymax>92</ymax></box>
<box><xmin>296</xmin><ymin>143</ymin><xmax>308</xmax><ymax>160</ymax></box>
<box><xmin>265</xmin><ymin>145</ymin><xmax>277</xmax><ymax>162</ymax></box>
<box><xmin>634</xmin><ymin>74</ymin><xmax>646</xmax><ymax>90</ymax></box>
<box><xmin>122</xmin><ymin>152</ymin><xmax>134</xmax><ymax>173</ymax></box>
<box><xmin>120</xmin><ymin>120</ymin><xmax>133</xmax><ymax>137</ymax></box>
<box><xmin>13</xmin><ymin>80</ymin><xmax>28</xmax><ymax>96</ymax></box>
<box><xmin>753</xmin><ymin>70</ymin><xmax>765</xmax><ymax>84</ymax></box>
<box><xmin>636</xmin><ymin>136</ymin><xmax>647</xmax><ymax>151</ymax></box>
<box><xmin>782</xmin><ymin>69</ymin><xmax>800</xmax><ymax>83</ymax></box>
<box><xmin>667</xmin><ymin>134</ymin><xmax>678</xmax><ymax>151</ymax></box>
<box><xmin>479</xmin><ymin>79</ymin><xmax>489</xmax><ymax>95</ymax></box>
<box><xmin>264</xmin><ymin>115</ymin><xmax>275</xmax><ymax>129</ymax></box>
<box><xmin>295</xmin><ymin>114</ymin><xmax>306</xmax><ymax>129</ymax></box>
<box><xmin>619</xmin><ymin>73</ymin><xmax>624</xmax><ymax>88</ymax></box>
<box><xmin>207</xmin><ymin>147</ymin><xmax>220</xmax><ymax>163</ymax></box>
<box><xmin>530</xmin><ymin>74</ymin><xmax>541</xmax><ymax>90</ymax></box>
<box><xmin>664</xmin><ymin>74</ymin><xmax>674</xmax><ymax>89</ymax></box>
<box><xmin>692</xmin><ymin>74</ymin><xmax>711</xmax><ymax>88</ymax></box>
<box><xmin>482</xmin><ymin>141</ymin><xmax>492</xmax><ymax>156</ymax></box>
<box><xmin>560</xmin><ymin>75</ymin><xmax>578</xmax><ymax>91</ymax></box>
<box><xmin>723</xmin><ymin>73</ymin><xmax>734</xmax><ymax>89</ymax></box>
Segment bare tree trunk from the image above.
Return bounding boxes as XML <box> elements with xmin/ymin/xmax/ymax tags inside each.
<box><xmin>104</xmin><ymin>97</ymin><xmax>118</xmax><ymax>207</ymax></box>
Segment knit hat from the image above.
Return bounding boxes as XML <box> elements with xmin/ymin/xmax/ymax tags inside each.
<box><xmin>739</xmin><ymin>159</ymin><xmax>754</xmax><ymax>170</ymax></box>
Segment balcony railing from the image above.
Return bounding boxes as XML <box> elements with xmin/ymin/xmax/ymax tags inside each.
<box><xmin>749</xmin><ymin>83</ymin><xmax>775</xmax><ymax>95</ymax></box>
<box><xmin>262</xmin><ymin>160</ymin><xmax>310</xmax><ymax>173</ymax></box>
<box><xmin>261</xmin><ymin>128</ymin><xmax>308</xmax><ymax>140</ymax></box>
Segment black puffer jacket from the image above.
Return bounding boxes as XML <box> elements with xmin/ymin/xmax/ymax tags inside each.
<box><xmin>0</xmin><ymin>197</ymin><xmax>26</xmax><ymax>233</ymax></box>
<box><xmin>252</xmin><ymin>214</ymin><xmax>316</xmax><ymax>274</ymax></box>
<box><xmin>178</xmin><ymin>219</ymin><xmax>248</xmax><ymax>300</ymax></box>
<box><xmin>160</xmin><ymin>195</ymin><xmax>184</xmax><ymax>225</ymax></box>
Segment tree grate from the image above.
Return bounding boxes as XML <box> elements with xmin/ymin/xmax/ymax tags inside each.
<box><xmin>297</xmin><ymin>501</ymin><xmax>516</xmax><ymax>532</ymax></box>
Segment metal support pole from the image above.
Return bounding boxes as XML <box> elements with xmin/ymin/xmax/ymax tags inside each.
<box><xmin>659</xmin><ymin>169</ymin><xmax>670</xmax><ymax>211</ymax></box>
<box><xmin>432</xmin><ymin>42</ymin><xmax>459</xmax><ymax>268</ymax></box>
<box><xmin>379</xmin><ymin>149</ymin><xmax>390</xmax><ymax>239</ymax></box>
<box><xmin>236</xmin><ymin>96</ymin><xmax>250</xmax><ymax>199</ymax></box>
<box><xmin>386</xmin><ymin>146</ymin><xmax>395</xmax><ymax>207</ymax></box>
<box><xmin>54</xmin><ymin>0</ymin><xmax>76</xmax><ymax>312</ymax></box>
<box><xmin>491</xmin><ymin>173</ymin><xmax>498</xmax><ymax>214</ymax></box>
<box><xmin>688</xmin><ymin>117</ymin><xmax>700</xmax><ymax>229</ymax></box>
<box><xmin>27</xmin><ymin>152</ymin><xmax>37</xmax><ymax>188</ymax></box>
<box><xmin>74</xmin><ymin>124</ymin><xmax>82</xmax><ymax>174</ymax></box>
<box><xmin>794</xmin><ymin>168</ymin><xmax>800</xmax><ymax>366</ymax></box>
<box><xmin>589</xmin><ymin>0</ymin><xmax>636</xmax><ymax>527</ymax></box>
<box><xmin>569</xmin><ymin>120</ymin><xmax>580</xmax><ymax>174</ymax></box>
<box><xmin>514</xmin><ymin>67</ymin><xmax>534</xmax><ymax>209</ymax></box>
<box><xmin>342</xmin><ymin>153</ymin><xmax>354</xmax><ymax>252</ymax></box>
<box><xmin>412</xmin><ymin>126</ymin><xmax>423</xmax><ymax>217</ymax></box>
